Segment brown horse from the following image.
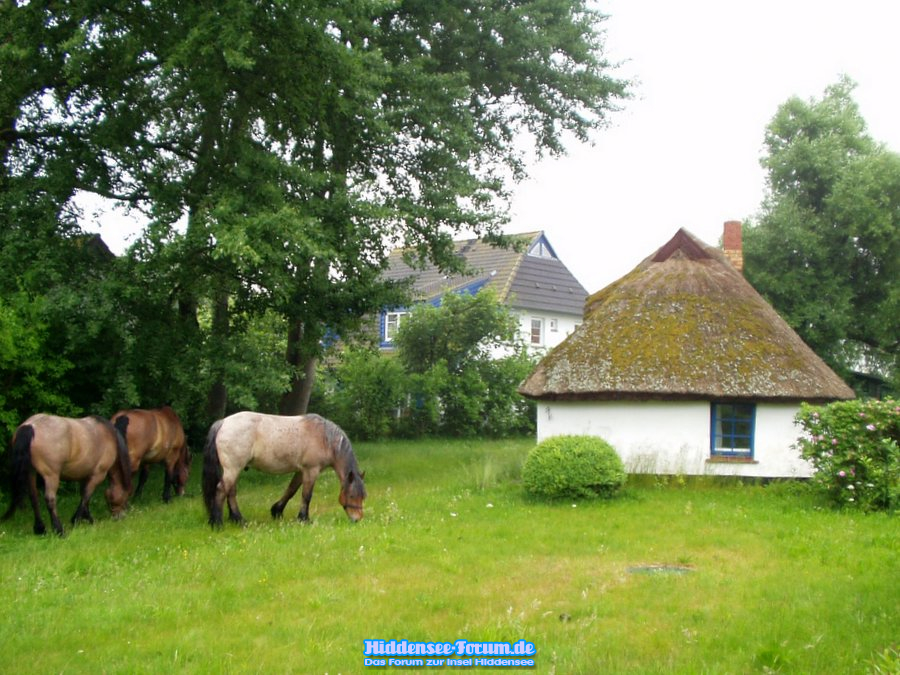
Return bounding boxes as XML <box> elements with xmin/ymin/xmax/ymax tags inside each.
<box><xmin>2</xmin><ymin>414</ymin><xmax>132</xmax><ymax>536</ymax></box>
<box><xmin>202</xmin><ymin>411</ymin><xmax>366</xmax><ymax>527</ymax></box>
<box><xmin>111</xmin><ymin>406</ymin><xmax>191</xmax><ymax>502</ymax></box>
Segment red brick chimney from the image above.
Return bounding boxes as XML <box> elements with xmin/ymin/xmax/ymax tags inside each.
<box><xmin>722</xmin><ymin>220</ymin><xmax>743</xmax><ymax>272</ymax></box>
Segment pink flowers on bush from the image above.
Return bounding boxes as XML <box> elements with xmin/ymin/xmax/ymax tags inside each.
<box><xmin>796</xmin><ymin>398</ymin><xmax>899</xmax><ymax>512</ymax></box>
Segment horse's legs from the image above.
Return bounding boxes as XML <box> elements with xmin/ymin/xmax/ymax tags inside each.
<box><xmin>133</xmin><ymin>463</ymin><xmax>150</xmax><ymax>499</ymax></box>
<box><xmin>70</xmin><ymin>479</ymin><xmax>93</xmax><ymax>524</ymax></box>
<box><xmin>209</xmin><ymin>478</ymin><xmax>225</xmax><ymax>528</ymax></box>
<box><xmin>161</xmin><ymin>458</ymin><xmax>177</xmax><ymax>503</ymax></box>
<box><xmin>70</xmin><ymin>487</ymin><xmax>94</xmax><ymax>524</ymax></box>
<box><xmin>270</xmin><ymin>472</ymin><xmax>304</xmax><ymax>519</ymax></box>
<box><xmin>225</xmin><ymin>482</ymin><xmax>244</xmax><ymax>524</ymax></box>
<box><xmin>72</xmin><ymin>472</ymin><xmax>106</xmax><ymax>526</ymax></box>
<box><xmin>41</xmin><ymin>474</ymin><xmax>65</xmax><ymax>536</ymax></box>
<box><xmin>27</xmin><ymin>472</ymin><xmax>47</xmax><ymax>535</ymax></box>
<box><xmin>298</xmin><ymin>467</ymin><xmax>321</xmax><ymax>522</ymax></box>
<box><xmin>217</xmin><ymin>471</ymin><xmax>245</xmax><ymax>525</ymax></box>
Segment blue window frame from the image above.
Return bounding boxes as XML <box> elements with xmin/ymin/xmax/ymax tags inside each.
<box><xmin>710</xmin><ymin>403</ymin><xmax>755</xmax><ymax>457</ymax></box>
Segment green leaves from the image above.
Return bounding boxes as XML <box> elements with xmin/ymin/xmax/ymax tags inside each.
<box><xmin>745</xmin><ymin>78</ymin><xmax>900</xmax><ymax>389</ymax></box>
<box><xmin>0</xmin><ymin>292</ymin><xmax>76</xmax><ymax>436</ymax></box>
<box><xmin>522</xmin><ymin>434</ymin><xmax>626</xmax><ymax>500</ymax></box>
<box><xmin>1</xmin><ymin>0</ymin><xmax>626</xmax><ymax>426</ymax></box>
<box><xmin>394</xmin><ymin>290</ymin><xmax>519</xmax><ymax>374</ymax></box>
<box><xmin>795</xmin><ymin>399</ymin><xmax>899</xmax><ymax>512</ymax></box>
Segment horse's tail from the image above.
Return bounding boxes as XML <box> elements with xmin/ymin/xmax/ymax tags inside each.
<box><xmin>112</xmin><ymin>422</ymin><xmax>133</xmax><ymax>495</ymax></box>
<box><xmin>113</xmin><ymin>413</ymin><xmax>130</xmax><ymax>443</ymax></box>
<box><xmin>2</xmin><ymin>424</ymin><xmax>34</xmax><ymax>521</ymax></box>
<box><xmin>202</xmin><ymin>419</ymin><xmax>224</xmax><ymax>523</ymax></box>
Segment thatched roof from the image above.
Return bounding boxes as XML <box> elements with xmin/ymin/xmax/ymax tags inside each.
<box><xmin>519</xmin><ymin>229</ymin><xmax>855</xmax><ymax>403</ymax></box>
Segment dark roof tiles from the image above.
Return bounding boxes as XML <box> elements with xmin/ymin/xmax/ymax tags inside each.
<box><xmin>385</xmin><ymin>231</ymin><xmax>588</xmax><ymax>315</ymax></box>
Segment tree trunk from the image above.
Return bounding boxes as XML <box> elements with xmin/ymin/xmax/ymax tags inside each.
<box><xmin>205</xmin><ymin>290</ymin><xmax>230</xmax><ymax>420</ymax></box>
<box><xmin>279</xmin><ymin>320</ymin><xmax>317</xmax><ymax>415</ymax></box>
<box><xmin>280</xmin><ymin>355</ymin><xmax>317</xmax><ymax>415</ymax></box>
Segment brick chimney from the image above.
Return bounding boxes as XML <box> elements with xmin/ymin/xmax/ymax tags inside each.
<box><xmin>722</xmin><ymin>220</ymin><xmax>743</xmax><ymax>272</ymax></box>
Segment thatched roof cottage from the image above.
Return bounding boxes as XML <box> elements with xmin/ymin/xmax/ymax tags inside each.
<box><xmin>518</xmin><ymin>223</ymin><xmax>854</xmax><ymax>477</ymax></box>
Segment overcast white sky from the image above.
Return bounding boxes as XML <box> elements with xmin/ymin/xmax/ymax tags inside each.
<box><xmin>93</xmin><ymin>1</ymin><xmax>900</xmax><ymax>294</ymax></box>
<box><xmin>508</xmin><ymin>0</ymin><xmax>900</xmax><ymax>293</ymax></box>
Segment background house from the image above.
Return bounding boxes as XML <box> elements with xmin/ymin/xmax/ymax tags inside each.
<box><xmin>519</xmin><ymin>222</ymin><xmax>855</xmax><ymax>478</ymax></box>
<box><xmin>381</xmin><ymin>231</ymin><xmax>588</xmax><ymax>352</ymax></box>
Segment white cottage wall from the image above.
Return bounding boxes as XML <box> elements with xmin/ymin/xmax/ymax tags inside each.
<box><xmin>536</xmin><ymin>400</ymin><xmax>813</xmax><ymax>478</ymax></box>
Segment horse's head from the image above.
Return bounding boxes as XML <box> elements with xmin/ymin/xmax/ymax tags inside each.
<box><xmin>339</xmin><ymin>469</ymin><xmax>367</xmax><ymax>522</ymax></box>
<box><xmin>105</xmin><ymin>483</ymin><xmax>130</xmax><ymax>519</ymax></box>
<box><xmin>175</xmin><ymin>445</ymin><xmax>193</xmax><ymax>496</ymax></box>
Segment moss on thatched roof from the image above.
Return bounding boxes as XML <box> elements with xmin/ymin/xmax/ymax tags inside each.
<box><xmin>519</xmin><ymin>229</ymin><xmax>855</xmax><ymax>402</ymax></box>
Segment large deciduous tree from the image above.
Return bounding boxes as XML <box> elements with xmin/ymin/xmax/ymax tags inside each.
<box><xmin>2</xmin><ymin>0</ymin><xmax>628</xmax><ymax>422</ymax></box>
<box><xmin>744</xmin><ymin>78</ymin><xmax>899</xmax><ymax>392</ymax></box>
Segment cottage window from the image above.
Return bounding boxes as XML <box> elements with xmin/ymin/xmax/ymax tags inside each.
<box><xmin>530</xmin><ymin>318</ymin><xmax>543</xmax><ymax>345</ymax></box>
<box><xmin>710</xmin><ymin>403</ymin><xmax>755</xmax><ymax>457</ymax></box>
<box><xmin>385</xmin><ymin>311</ymin><xmax>409</xmax><ymax>342</ymax></box>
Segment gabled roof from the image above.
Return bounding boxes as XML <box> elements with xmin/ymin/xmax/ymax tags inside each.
<box><xmin>384</xmin><ymin>231</ymin><xmax>587</xmax><ymax>315</ymax></box>
<box><xmin>519</xmin><ymin>228</ymin><xmax>855</xmax><ymax>403</ymax></box>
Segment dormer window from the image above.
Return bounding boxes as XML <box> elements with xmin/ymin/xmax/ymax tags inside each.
<box><xmin>528</xmin><ymin>238</ymin><xmax>556</xmax><ymax>259</ymax></box>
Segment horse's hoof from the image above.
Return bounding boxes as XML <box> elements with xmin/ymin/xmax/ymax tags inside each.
<box><xmin>270</xmin><ymin>504</ymin><xmax>284</xmax><ymax>519</ymax></box>
<box><xmin>33</xmin><ymin>523</ymin><xmax>47</xmax><ymax>536</ymax></box>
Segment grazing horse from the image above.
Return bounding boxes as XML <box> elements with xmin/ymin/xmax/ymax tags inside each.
<box><xmin>202</xmin><ymin>411</ymin><xmax>366</xmax><ymax>527</ymax></box>
<box><xmin>1</xmin><ymin>414</ymin><xmax>132</xmax><ymax>536</ymax></box>
<box><xmin>111</xmin><ymin>406</ymin><xmax>191</xmax><ymax>502</ymax></box>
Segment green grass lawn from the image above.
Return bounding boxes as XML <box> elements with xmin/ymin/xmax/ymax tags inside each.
<box><xmin>0</xmin><ymin>437</ymin><xmax>897</xmax><ymax>674</ymax></box>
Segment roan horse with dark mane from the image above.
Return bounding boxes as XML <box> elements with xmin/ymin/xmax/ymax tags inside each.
<box><xmin>202</xmin><ymin>411</ymin><xmax>366</xmax><ymax>527</ymax></box>
<box><xmin>2</xmin><ymin>414</ymin><xmax>132</xmax><ymax>535</ymax></box>
<box><xmin>111</xmin><ymin>406</ymin><xmax>191</xmax><ymax>502</ymax></box>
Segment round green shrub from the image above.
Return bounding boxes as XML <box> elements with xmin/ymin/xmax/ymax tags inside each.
<box><xmin>522</xmin><ymin>435</ymin><xmax>626</xmax><ymax>500</ymax></box>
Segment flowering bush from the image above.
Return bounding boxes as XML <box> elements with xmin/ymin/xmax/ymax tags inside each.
<box><xmin>795</xmin><ymin>398</ymin><xmax>899</xmax><ymax>512</ymax></box>
<box><xmin>522</xmin><ymin>435</ymin><xmax>626</xmax><ymax>500</ymax></box>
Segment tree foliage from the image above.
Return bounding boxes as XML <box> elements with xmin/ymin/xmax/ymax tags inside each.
<box><xmin>393</xmin><ymin>290</ymin><xmax>519</xmax><ymax>374</ymax></box>
<box><xmin>0</xmin><ymin>0</ymin><xmax>627</xmax><ymax>432</ymax></box>
<box><xmin>744</xmin><ymin>78</ymin><xmax>900</xmax><ymax>391</ymax></box>
<box><xmin>394</xmin><ymin>290</ymin><xmax>535</xmax><ymax>437</ymax></box>
<box><xmin>319</xmin><ymin>291</ymin><xmax>536</xmax><ymax>439</ymax></box>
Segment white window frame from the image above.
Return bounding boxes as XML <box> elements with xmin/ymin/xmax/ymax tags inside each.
<box><xmin>530</xmin><ymin>317</ymin><xmax>544</xmax><ymax>346</ymax></box>
<box><xmin>385</xmin><ymin>311</ymin><xmax>409</xmax><ymax>342</ymax></box>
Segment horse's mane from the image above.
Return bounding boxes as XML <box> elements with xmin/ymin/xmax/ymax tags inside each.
<box><xmin>317</xmin><ymin>416</ymin><xmax>366</xmax><ymax>498</ymax></box>
<box><xmin>320</xmin><ymin>417</ymin><xmax>352</xmax><ymax>462</ymax></box>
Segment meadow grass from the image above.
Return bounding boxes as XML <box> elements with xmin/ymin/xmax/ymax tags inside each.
<box><xmin>0</xmin><ymin>437</ymin><xmax>897</xmax><ymax>674</ymax></box>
